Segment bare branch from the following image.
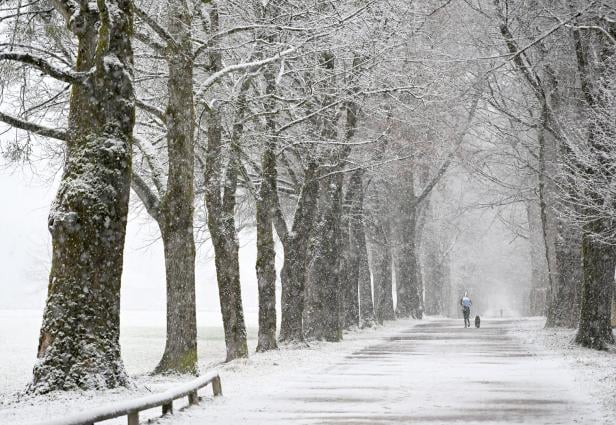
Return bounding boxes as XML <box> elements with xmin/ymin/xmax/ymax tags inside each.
<box><xmin>0</xmin><ymin>52</ymin><xmax>86</xmax><ymax>84</ymax></box>
<box><xmin>0</xmin><ymin>110</ymin><xmax>67</xmax><ymax>141</ymax></box>
<box><xmin>134</xmin><ymin>6</ymin><xmax>179</xmax><ymax>49</ymax></box>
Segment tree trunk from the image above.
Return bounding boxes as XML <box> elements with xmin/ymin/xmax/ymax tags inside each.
<box><xmin>278</xmin><ymin>162</ymin><xmax>320</xmax><ymax>343</ymax></box>
<box><xmin>423</xmin><ymin>221</ymin><xmax>444</xmax><ymax>316</ymax></box>
<box><xmin>526</xmin><ymin>199</ymin><xmax>549</xmax><ymax>316</ymax></box>
<box><xmin>155</xmin><ymin>2</ymin><xmax>198</xmax><ymax>374</ymax></box>
<box><xmin>29</xmin><ymin>2</ymin><xmax>134</xmax><ymax>393</ymax></box>
<box><xmin>204</xmin><ymin>106</ymin><xmax>248</xmax><ymax>361</ymax></box>
<box><xmin>350</xmin><ymin>172</ymin><xmax>375</xmax><ymax>326</ymax></box>
<box><xmin>536</xmin><ymin>103</ymin><xmax>582</xmax><ymax>329</ymax></box>
<box><xmin>372</xmin><ymin>217</ymin><xmax>395</xmax><ymax>323</ymax></box>
<box><xmin>546</xmin><ymin>225</ymin><xmax>582</xmax><ymax>327</ymax></box>
<box><xmin>396</xmin><ymin>200</ymin><xmax>420</xmax><ymax>318</ymax></box>
<box><xmin>572</xmin><ymin>13</ymin><xmax>616</xmax><ymax>348</ymax></box>
<box><xmin>305</xmin><ymin>173</ymin><xmax>344</xmax><ymax>341</ymax></box>
<box><xmin>156</xmin><ymin>225</ymin><xmax>197</xmax><ymax>373</ymax></box>
<box><xmin>575</xmin><ymin>229</ymin><xmax>615</xmax><ymax>349</ymax></box>
<box><xmin>255</xmin><ymin>114</ymin><xmax>278</xmax><ymax>352</ymax></box>
<box><xmin>340</xmin><ymin>171</ymin><xmax>361</xmax><ymax>329</ymax></box>
<box><xmin>357</xmin><ymin>231</ymin><xmax>375</xmax><ymax>326</ymax></box>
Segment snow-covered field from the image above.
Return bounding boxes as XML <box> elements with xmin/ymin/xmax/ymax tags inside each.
<box><xmin>0</xmin><ymin>308</ymin><xmax>258</xmax><ymax>424</ymax></box>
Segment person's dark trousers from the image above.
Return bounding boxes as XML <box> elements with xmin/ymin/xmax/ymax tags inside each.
<box><xmin>463</xmin><ymin>307</ymin><xmax>470</xmax><ymax>328</ymax></box>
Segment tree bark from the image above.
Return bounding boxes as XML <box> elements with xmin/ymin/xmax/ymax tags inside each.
<box><xmin>305</xmin><ymin>173</ymin><xmax>345</xmax><ymax>341</ymax></box>
<box><xmin>277</xmin><ymin>162</ymin><xmax>320</xmax><ymax>344</ymax></box>
<box><xmin>372</xmin><ymin>216</ymin><xmax>395</xmax><ymax>323</ymax></box>
<box><xmin>201</xmin><ymin>4</ymin><xmax>251</xmax><ymax>361</ymax></box>
<box><xmin>546</xmin><ymin>223</ymin><xmax>582</xmax><ymax>327</ymax></box>
<box><xmin>526</xmin><ymin>199</ymin><xmax>549</xmax><ymax>316</ymax></box>
<box><xmin>575</xmin><ymin>229</ymin><xmax>615</xmax><ymax>349</ymax></box>
<box><xmin>423</xmin><ymin>205</ymin><xmax>448</xmax><ymax>316</ymax></box>
<box><xmin>154</xmin><ymin>1</ymin><xmax>198</xmax><ymax>375</ymax></box>
<box><xmin>204</xmin><ymin>105</ymin><xmax>249</xmax><ymax>361</ymax></box>
<box><xmin>395</xmin><ymin>180</ymin><xmax>421</xmax><ymax>319</ymax></box>
<box><xmin>255</xmin><ymin>74</ymin><xmax>278</xmax><ymax>352</ymax></box>
<box><xmin>340</xmin><ymin>171</ymin><xmax>361</xmax><ymax>329</ymax></box>
<box><xmin>572</xmin><ymin>16</ymin><xmax>615</xmax><ymax>345</ymax></box>
<box><xmin>350</xmin><ymin>172</ymin><xmax>375</xmax><ymax>326</ymax></box>
<box><xmin>29</xmin><ymin>1</ymin><xmax>134</xmax><ymax>393</ymax></box>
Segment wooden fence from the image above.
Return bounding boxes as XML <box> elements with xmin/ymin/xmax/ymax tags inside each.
<box><xmin>31</xmin><ymin>371</ymin><xmax>222</xmax><ymax>425</ymax></box>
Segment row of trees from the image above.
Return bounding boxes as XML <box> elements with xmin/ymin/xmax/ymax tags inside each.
<box><xmin>1</xmin><ymin>0</ymin><xmax>476</xmax><ymax>394</ymax></box>
<box><xmin>462</xmin><ymin>0</ymin><xmax>615</xmax><ymax>348</ymax></box>
<box><xmin>0</xmin><ymin>0</ymin><xmax>613</xmax><ymax>395</ymax></box>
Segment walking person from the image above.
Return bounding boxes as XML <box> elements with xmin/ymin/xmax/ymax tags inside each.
<box><xmin>460</xmin><ymin>292</ymin><xmax>472</xmax><ymax>328</ymax></box>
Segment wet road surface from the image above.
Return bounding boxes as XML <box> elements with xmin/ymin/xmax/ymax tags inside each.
<box><xmin>174</xmin><ymin>319</ymin><xmax>599</xmax><ymax>424</ymax></box>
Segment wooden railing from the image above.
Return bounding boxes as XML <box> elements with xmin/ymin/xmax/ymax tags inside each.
<box><xmin>32</xmin><ymin>371</ymin><xmax>222</xmax><ymax>425</ymax></box>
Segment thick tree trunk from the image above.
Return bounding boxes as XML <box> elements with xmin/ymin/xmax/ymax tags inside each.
<box><xmin>393</xmin><ymin>166</ymin><xmax>423</xmax><ymax>319</ymax></box>
<box><xmin>305</xmin><ymin>174</ymin><xmax>344</xmax><ymax>341</ymax></box>
<box><xmin>278</xmin><ymin>163</ymin><xmax>320</xmax><ymax>343</ymax></box>
<box><xmin>575</xmin><ymin>229</ymin><xmax>615</xmax><ymax>349</ymax></box>
<box><xmin>340</xmin><ymin>171</ymin><xmax>361</xmax><ymax>329</ymax></box>
<box><xmin>212</xmin><ymin>230</ymin><xmax>249</xmax><ymax>360</ymax></box>
<box><xmin>396</xmin><ymin>208</ymin><xmax>420</xmax><ymax>318</ymax></box>
<box><xmin>572</xmin><ymin>16</ymin><xmax>616</xmax><ymax>348</ymax></box>
<box><xmin>256</xmin><ymin>128</ymin><xmax>278</xmax><ymax>352</ymax></box>
<box><xmin>526</xmin><ymin>199</ymin><xmax>549</xmax><ymax>316</ymax></box>
<box><xmin>156</xmin><ymin>226</ymin><xmax>197</xmax><ymax>373</ymax></box>
<box><xmin>546</xmin><ymin>226</ymin><xmax>582</xmax><ymax>327</ymax></box>
<box><xmin>155</xmin><ymin>3</ymin><xmax>198</xmax><ymax>374</ymax></box>
<box><xmin>350</xmin><ymin>172</ymin><xmax>375</xmax><ymax>326</ymax></box>
<box><xmin>340</xmin><ymin>230</ymin><xmax>361</xmax><ymax>329</ymax></box>
<box><xmin>29</xmin><ymin>2</ymin><xmax>134</xmax><ymax>393</ymax></box>
<box><xmin>255</xmin><ymin>56</ymin><xmax>280</xmax><ymax>351</ymax></box>
<box><xmin>535</xmin><ymin>103</ymin><xmax>582</xmax><ymax>328</ymax></box>
<box><xmin>204</xmin><ymin>107</ymin><xmax>248</xmax><ymax>361</ymax></box>
<box><xmin>368</xmin><ymin>210</ymin><xmax>396</xmax><ymax>324</ymax></box>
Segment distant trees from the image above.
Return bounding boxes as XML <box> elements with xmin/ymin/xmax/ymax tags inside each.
<box><xmin>469</xmin><ymin>0</ymin><xmax>615</xmax><ymax>346</ymax></box>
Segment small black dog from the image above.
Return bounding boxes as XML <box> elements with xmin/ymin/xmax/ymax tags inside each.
<box><xmin>475</xmin><ymin>315</ymin><xmax>481</xmax><ymax>328</ymax></box>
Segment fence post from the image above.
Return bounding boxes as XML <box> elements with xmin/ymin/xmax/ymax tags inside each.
<box><xmin>212</xmin><ymin>375</ymin><xmax>223</xmax><ymax>396</ymax></box>
<box><xmin>128</xmin><ymin>411</ymin><xmax>139</xmax><ymax>425</ymax></box>
<box><xmin>188</xmin><ymin>390</ymin><xmax>199</xmax><ymax>405</ymax></box>
<box><xmin>162</xmin><ymin>401</ymin><xmax>173</xmax><ymax>415</ymax></box>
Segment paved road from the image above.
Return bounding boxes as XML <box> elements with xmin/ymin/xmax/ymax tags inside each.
<box><xmin>173</xmin><ymin>319</ymin><xmax>600</xmax><ymax>424</ymax></box>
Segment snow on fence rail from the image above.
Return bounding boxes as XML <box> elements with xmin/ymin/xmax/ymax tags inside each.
<box><xmin>29</xmin><ymin>370</ymin><xmax>222</xmax><ymax>425</ymax></box>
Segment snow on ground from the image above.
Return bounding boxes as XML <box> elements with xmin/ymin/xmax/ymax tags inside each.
<box><xmin>0</xmin><ymin>309</ymin><xmax>416</xmax><ymax>425</ymax></box>
<box><xmin>3</xmin><ymin>315</ymin><xmax>615</xmax><ymax>425</ymax></box>
<box><xmin>511</xmin><ymin>318</ymin><xmax>616</xmax><ymax>425</ymax></box>
<box><xmin>0</xmin><ymin>309</ymin><xmax>255</xmax><ymax>424</ymax></box>
<box><xmin>154</xmin><ymin>317</ymin><xmax>606</xmax><ymax>425</ymax></box>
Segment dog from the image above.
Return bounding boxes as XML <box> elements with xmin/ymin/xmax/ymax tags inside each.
<box><xmin>475</xmin><ymin>315</ymin><xmax>481</xmax><ymax>328</ymax></box>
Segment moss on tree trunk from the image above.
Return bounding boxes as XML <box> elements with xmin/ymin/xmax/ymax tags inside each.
<box><xmin>29</xmin><ymin>1</ymin><xmax>135</xmax><ymax>394</ymax></box>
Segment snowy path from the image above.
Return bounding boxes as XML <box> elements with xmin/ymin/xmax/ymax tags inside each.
<box><xmin>162</xmin><ymin>318</ymin><xmax>601</xmax><ymax>425</ymax></box>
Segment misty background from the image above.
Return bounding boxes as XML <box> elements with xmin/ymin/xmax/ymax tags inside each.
<box><xmin>0</xmin><ymin>156</ymin><xmax>531</xmax><ymax>323</ymax></box>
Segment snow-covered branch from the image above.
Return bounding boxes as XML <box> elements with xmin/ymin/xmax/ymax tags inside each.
<box><xmin>0</xmin><ymin>52</ymin><xmax>87</xmax><ymax>84</ymax></box>
<box><xmin>195</xmin><ymin>45</ymin><xmax>300</xmax><ymax>101</ymax></box>
<box><xmin>134</xmin><ymin>6</ymin><xmax>178</xmax><ymax>49</ymax></box>
<box><xmin>0</xmin><ymin>110</ymin><xmax>67</xmax><ymax>141</ymax></box>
